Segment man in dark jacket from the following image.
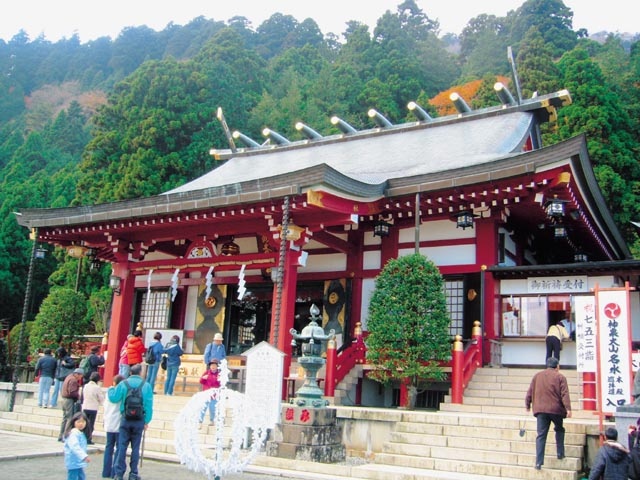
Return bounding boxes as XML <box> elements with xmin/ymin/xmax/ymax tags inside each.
<box><xmin>34</xmin><ymin>348</ymin><xmax>57</xmax><ymax>408</ymax></box>
<box><xmin>84</xmin><ymin>344</ymin><xmax>105</xmax><ymax>382</ymax></box>
<box><xmin>589</xmin><ymin>427</ymin><xmax>630</xmax><ymax>479</ymax></box>
<box><xmin>525</xmin><ymin>356</ymin><xmax>572</xmax><ymax>470</ymax></box>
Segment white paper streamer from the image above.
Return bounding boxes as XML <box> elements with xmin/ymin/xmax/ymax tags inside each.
<box><xmin>173</xmin><ymin>359</ymin><xmax>269</xmax><ymax>478</ymax></box>
<box><xmin>146</xmin><ymin>269</ymin><xmax>153</xmax><ymax>304</ymax></box>
<box><xmin>205</xmin><ymin>266</ymin><xmax>214</xmax><ymax>299</ymax></box>
<box><xmin>171</xmin><ymin>268</ymin><xmax>180</xmax><ymax>302</ymax></box>
<box><xmin>237</xmin><ymin>264</ymin><xmax>246</xmax><ymax>300</ymax></box>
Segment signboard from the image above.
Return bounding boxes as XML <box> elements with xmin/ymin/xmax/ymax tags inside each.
<box><xmin>143</xmin><ymin>329</ymin><xmax>184</xmax><ymax>348</ymax></box>
<box><xmin>527</xmin><ymin>276</ymin><xmax>588</xmax><ymax>294</ymax></box>
<box><xmin>243</xmin><ymin>341</ymin><xmax>285</xmax><ymax>428</ymax></box>
<box><xmin>574</xmin><ymin>295</ymin><xmax>596</xmax><ymax>373</ymax></box>
<box><xmin>596</xmin><ymin>287</ymin><xmax>632</xmax><ymax>413</ymax></box>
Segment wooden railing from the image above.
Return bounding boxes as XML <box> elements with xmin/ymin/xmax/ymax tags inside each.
<box><xmin>450</xmin><ymin>321</ymin><xmax>483</xmax><ymax>404</ymax></box>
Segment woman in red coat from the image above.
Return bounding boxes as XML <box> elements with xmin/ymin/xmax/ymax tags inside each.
<box><xmin>126</xmin><ymin>331</ymin><xmax>146</xmax><ymax>367</ymax></box>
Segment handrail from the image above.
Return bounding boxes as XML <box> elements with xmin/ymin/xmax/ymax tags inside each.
<box><xmin>325</xmin><ymin>322</ymin><xmax>366</xmax><ymax>397</ymax></box>
<box><xmin>450</xmin><ymin>320</ymin><xmax>483</xmax><ymax>404</ymax></box>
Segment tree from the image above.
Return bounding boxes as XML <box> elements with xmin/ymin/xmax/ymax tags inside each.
<box><xmin>29</xmin><ymin>287</ymin><xmax>89</xmax><ymax>356</ymax></box>
<box><xmin>366</xmin><ymin>253</ymin><xmax>451</xmax><ymax>408</ymax></box>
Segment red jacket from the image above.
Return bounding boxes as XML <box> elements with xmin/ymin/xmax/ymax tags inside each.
<box><xmin>127</xmin><ymin>336</ymin><xmax>146</xmax><ymax>365</ymax></box>
<box><xmin>199</xmin><ymin>368</ymin><xmax>220</xmax><ymax>391</ymax></box>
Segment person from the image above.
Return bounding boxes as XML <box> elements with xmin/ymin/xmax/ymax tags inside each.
<box><xmin>559</xmin><ymin>314</ymin><xmax>575</xmax><ymax>341</ymax></box>
<box><xmin>58</xmin><ymin>368</ymin><xmax>84</xmax><ymax>442</ymax></box>
<box><xmin>163</xmin><ymin>334</ymin><xmax>184</xmax><ymax>395</ymax></box>
<box><xmin>34</xmin><ymin>348</ymin><xmax>57</xmax><ymax>408</ymax></box>
<box><xmin>545</xmin><ymin>321</ymin><xmax>569</xmax><ymax>363</ymax></box>
<box><xmin>102</xmin><ymin>374</ymin><xmax>124</xmax><ymax>479</ymax></box>
<box><xmin>118</xmin><ymin>337</ymin><xmax>132</xmax><ymax>378</ymax></box>
<box><xmin>81</xmin><ymin>371</ymin><xmax>104</xmax><ymax>444</ymax></box>
<box><xmin>199</xmin><ymin>359</ymin><xmax>221</xmax><ymax>427</ymax></box>
<box><xmin>127</xmin><ymin>330</ymin><xmax>146</xmax><ymax>368</ymax></box>
<box><xmin>83</xmin><ymin>345</ymin><xmax>105</xmax><ymax>383</ymax></box>
<box><xmin>108</xmin><ymin>363</ymin><xmax>153</xmax><ymax>480</ymax></box>
<box><xmin>525</xmin><ymin>356</ymin><xmax>572</xmax><ymax>470</ymax></box>
<box><xmin>203</xmin><ymin>332</ymin><xmax>226</xmax><ymax>366</ymax></box>
<box><xmin>589</xmin><ymin>427</ymin><xmax>630</xmax><ymax>479</ymax></box>
<box><xmin>63</xmin><ymin>411</ymin><xmax>91</xmax><ymax>480</ymax></box>
<box><xmin>145</xmin><ymin>331</ymin><xmax>164</xmax><ymax>393</ymax></box>
<box><xmin>52</xmin><ymin>347</ymin><xmax>75</xmax><ymax>408</ymax></box>
<box><xmin>633</xmin><ymin>369</ymin><xmax>640</xmax><ymax>406</ymax></box>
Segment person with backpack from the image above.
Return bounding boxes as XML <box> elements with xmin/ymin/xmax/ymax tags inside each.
<box><xmin>82</xmin><ymin>345</ymin><xmax>105</xmax><ymax>383</ymax></box>
<box><xmin>163</xmin><ymin>335</ymin><xmax>183</xmax><ymax>395</ymax></box>
<box><xmin>107</xmin><ymin>363</ymin><xmax>153</xmax><ymax>480</ymax></box>
<box><xmin>144</xmin><ymin>332</ymin><xmax>163</xmax><ymax>393</ymax></box>
<box><xmin>589</xmin><ymin>427</ymin><xmax>630</xmax><ymax>479</ymax></box>
<box><xmin>51</xmin><ymin>347</ymin><xmax>75</xmax><ymax>408</ymax></box>
<box><xmin>203</xmin><ymin>332</ymin><xmax>226</xmax><ymax>366</ymax></box>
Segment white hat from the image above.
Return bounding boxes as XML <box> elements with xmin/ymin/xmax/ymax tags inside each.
<box><xmin>214</xmin><ymin>333</ymin><xmax>223</xmax><ymax>341</ymax></box>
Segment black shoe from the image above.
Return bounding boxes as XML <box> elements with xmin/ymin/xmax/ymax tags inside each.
<box><xmin>535</xmin><ymin>464</ymin><xmax>542</xmax><ymax>470</ymax></box>
<box><xmin>557</xmin><ymin>455</ymin><xmax>565</xmax><ymax>460</ymax></box>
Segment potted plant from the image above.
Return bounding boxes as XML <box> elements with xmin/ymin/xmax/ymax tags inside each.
<box><xmin>366</xmin><ymin>253</ymin><xmax>451</xmax><ymax>409</ymax></box>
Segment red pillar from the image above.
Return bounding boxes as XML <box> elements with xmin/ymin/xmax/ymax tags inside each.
<box><xmin>325</xmin><ymin>339</ymin><xmax>337</xmax><ymax>397</ymax></box>
<box><xmin>475</xmin><ymin>218</ymin><xmax>499</xmax><ymax>366</ymax></box>
<box><xmin>270</xmin><ymin>242</ymin><xmax>300</xmax><ymax>399</ymax></box>
<box><xmin>451</xmin><ymin>335</ymin><xmax>464</xmax><ymax>404</ymax></box>
<box><xmin>104</xmin><ymin>263</ymin><xmax>134</xmax><ymax>383</ymax></box>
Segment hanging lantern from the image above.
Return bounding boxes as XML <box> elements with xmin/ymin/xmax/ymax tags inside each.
<box><xmin>220</xmin><ymin>237</ymin><xmax>240</xmax><ymax>256</ymax></box>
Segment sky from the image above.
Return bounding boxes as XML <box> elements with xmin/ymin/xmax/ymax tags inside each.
<box><xmin>0</xmin><ymin>0</ymin><xmax>637</xmax><ymax>43</ymax></box>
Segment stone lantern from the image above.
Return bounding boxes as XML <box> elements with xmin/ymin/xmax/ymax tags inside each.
<box><xmin>289</xmin><ymin>304</ymin><xmax>335</xmax><ymax>407</ymax></box>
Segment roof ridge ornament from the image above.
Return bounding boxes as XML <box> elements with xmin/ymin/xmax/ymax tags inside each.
<box><xmin>494</xmin><ymin>82</ymin><xmax>516</xmax><ymax>107</ymax></box>
<box><xmin>262</xmin><ymin>128</ymin><xmax>290</xmax><ymax>145</ymax></box>
<box><xmin>367</xmin><ymin>109</ymin><xmax>393</xmax><ymax>128</ymax></box>
<box><xmin>407</xmin><ymin>101</ymin><xmax>432</xmax><ymax>122</ymax></box>
<box><xmin>450</xmin><ymin>92</ymin><xmax>472</xmax><ymax>114</ymax></box>
<box><xmin>330</xmin><ymin>116</ymin><xmax>358</xmax><ymax>134</ymax></box>
<box><xmin>295</xmin><ymin>122</ymin><xmax>323</xmax><ymax>140</ymax></box>
<box><xmin>232</xmin><ymin>130</ymin><xmax>261</xmax><ymax>148</ymax></box>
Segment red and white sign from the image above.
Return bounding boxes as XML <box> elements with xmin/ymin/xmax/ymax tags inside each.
<box><xmin>596</xmin><ymin>287</ymin><xmax>632</xmax><ymax>414</ymax></box>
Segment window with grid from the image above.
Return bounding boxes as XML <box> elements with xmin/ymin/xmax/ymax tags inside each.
<box><xmin>444</xmin><ymin>278</ymin><xmax>464</xmax><ymax>337</ymax></box>
<box><xmin>138</xmin><ymin>289</ymin><xmax>170</xmax><ymax>331</ymax></box>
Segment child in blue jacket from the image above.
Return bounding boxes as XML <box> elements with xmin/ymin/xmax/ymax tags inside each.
<box><xmin>63</xmin><ymin>411</ymin><xmax>91</xmax><ymax>480</ymax></box>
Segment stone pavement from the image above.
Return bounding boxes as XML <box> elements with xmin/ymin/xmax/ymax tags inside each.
<box><xmin>0</xmin><ymin>429</ymin><xmax>348</xmax><ymax>480</ymax></box>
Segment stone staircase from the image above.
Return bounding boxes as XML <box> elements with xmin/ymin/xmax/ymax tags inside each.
<box><xmin>0</xmin><ymin>367</ymin><xmax>603</xmax><ymax>480</ymax></box>
<box><xmin>366</xmin><ymin>367</ymin><xmax>600</xmax><ymax>479</ymax></box>
<box><xmin>334</xmin><ymin>364</ymin><xmax>364</xmax><ymax>406</ymax></box>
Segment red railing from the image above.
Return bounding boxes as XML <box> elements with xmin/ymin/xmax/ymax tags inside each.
<box><xmin>325</xmin><ymin>322</ymin><xmax>366</xmax><ymax>397</ymax></box>
<box><xmin>450</xmin><ymin>321</ymin><xmax>483</xmax><ymax>403</ymax></box>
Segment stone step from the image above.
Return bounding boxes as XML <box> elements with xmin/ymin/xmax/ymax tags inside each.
<box><xmin>372</xmin><ymin>453</ymin><xmax>578</xmax><ymax>479</ymax></box>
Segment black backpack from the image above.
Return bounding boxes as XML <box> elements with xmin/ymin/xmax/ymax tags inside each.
<box><xmin>144</xmin><ymin>347</ymin><xmax>156</xmax><ymax>365</ymax></box>
<box><xmin>123</xmin><ymin>380</ymin><xmax>144</xmax><ymax>421</ymax></box>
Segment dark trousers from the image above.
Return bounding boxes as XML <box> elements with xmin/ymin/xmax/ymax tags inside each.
<box><xmin>83</xmin><ymin>409</ymin><xmax>97</xmax><ymax>442</ymax></box>
<box><xmin>545</xmin><ymin>335</ymin><xmax>561</xmax><ymax>362</ymax></box>
<box><xmin>102</xmin><ymin>431</ymin><xmax>119</xmax><ymax>477</ymax></box>
<box><xmin>59</xmin><ymin>397</ymin><xmax>75</xmax><ymax>440</ymax></box>
<box><xmin>114</xmin><ymin>417</ymin><xmax>144</xmax><ymax>478</ymax></box>
<box><xmin>535</xmin><ymin>412</ymin><xmax>565</xmax><ymax>466</ymax></box>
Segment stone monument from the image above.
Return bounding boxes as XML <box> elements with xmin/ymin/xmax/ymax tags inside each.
<box><xmin>266</xmin><ymin>304</ymin><xmax>346</xmax><ymax>463</ymax></box>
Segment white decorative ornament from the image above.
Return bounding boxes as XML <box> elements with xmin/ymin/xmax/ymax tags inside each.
<box><xmin>205</xmin><ymin>266</ymin><xmax>214</xmax><ymax>299</ymax></box>
<box><xmin>146</xmin><ymin>269</ymin><xmax>154</xmax><ymax>304</ymax></box>
<box><xmin>171</xmin><ymin>268</ymin><xmax>180</xmax><ymax>302</ymax></box>
<box><xmin>173</xmin><ymin>359</ymin><xmax>269</xmax><ymax>479</ymax></box>
<box><xmin>237</xmin><ymin>264</ymin><xmax>246</xmax><ymax>300</ymax></box>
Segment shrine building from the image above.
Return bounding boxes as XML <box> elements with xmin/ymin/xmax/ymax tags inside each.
<box><xmin>15</xmin><ymin>83</ymin><xmax>640</xmax><ymax>403</ymax></box>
